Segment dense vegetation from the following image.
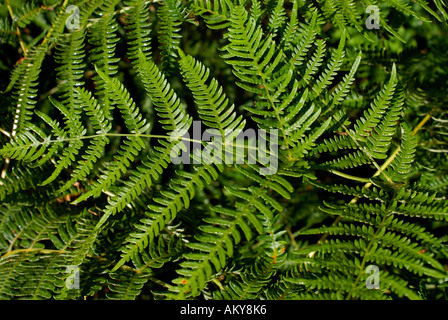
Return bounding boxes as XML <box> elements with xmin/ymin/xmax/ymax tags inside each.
<box><xmin>1</xmin><ymin>0</ymin><xmax>448</xmax><ymax>300</ymax></box>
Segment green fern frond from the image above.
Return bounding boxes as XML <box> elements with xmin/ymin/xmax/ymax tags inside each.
<box><xmin>54</xmin><ymin>28</ymin><xmax>86</xmax><ymax>111</ymax></box>
<box><xmin>214</xmin><ymin>214</ymin><xmax>287</xmax><ymax>300</ymax></box>
<box><xmin>279</xmin><ymin>0</ymin><xmax>300</xmax><ymax>50</ymax></box>
<box><xmin>15</xmin><ymin>2</ymin><xmax>48</xmax><ymax>29</ymax></box>
<box><xmin>106</xmin><ymin>236</ymin><xmax>182</xmax><ymax>299</ymax></box>
<box><xmin>303</xmin><ymin>0</ymin><xmax>448</xmax><ymax>41</ymax></box>
<box><xmin>124</xmin><ymin>0</ymin><xmax>152</xmax><ymax>62</ymax></box>
<box><xmin>267</xmin><ymin>0</ymin><xmax>286</xmax><ymax>38</ymax></box>
<box><xmin>56</xmin><ymin>89</ymin><xmax>111</xmax><ymax>194</ymax></box>
<box><xmin>168</xmin><ymin>162</ymin><xmax>292</xmax><ymax>298</ymax></box>
<box><xmin>135</xmin><ymin>50</ymin><xmax>192</xmax><ymax>134</ymax></box>
<box><xmin>365</xmin><ymin>91</ymin><xmax>403</xmax><ymax>160</ymax></box>
<box><xmin>87</xmin><ymin>2</ymin><xmax>121</xmax><ymax>118</ymax></box>
<box><xmin>71</xmin><ymin>89</ymin><xmax>146</xmax><ymax>203</ymax></box>
<box><xmin>309</xmin><ymin>30</ymin><xmax>346</xmax><ymax>100</ymax></box>
<box><xmin>39</xmin><ymin>96</ymin><xmax>85</xmax><ymax>186</ymax></box>
<box><xmin>352</xmin><ymin>64</ymin><xmax>398</xmax><ymax>142</ymax></box>
<box><xmin>1</xmin><ymin>0</ymin><xmax>447</xmax><ymax>302</ymax></box>
<box><xmin>0</xmin><ymin>206</ymin><xmax>96</xmax><ymax>300</ymax></box>
<box><xmin>295</xmin><ymin>169</ymin><xmax>448</xmax><ymax>299</ymax></box>
<box><xmin>96</xmin><ymin>67</ymin><xmax>150</xmax><ymax>135</ymax></box>
<box><xmin>158</xmin><ymin>0</ymin><xmax>185</xmax><ymax>75</ymax></box>
<box><xmin>0</xmin><ymin>17</ymin><xmax>16</xmax><ymax>45</ymax></box>
<box><xmin>189</xmin><ymin>0</ymin><xmax>233</xmax><ymax>30</ymax></box>
<box><xmin>10</xmin><ymin>45</ymin><xmax>47</xmax><ymax>137</ymax></box>
<box><xmin>386</xmin><ymin>123</ymin><xmax>418</xmax><ymax>183</ymax></box>
<box><xmin>288</xmin><ymin>10</ymin><xmax>319</xmax><ymax>68</ymax></box>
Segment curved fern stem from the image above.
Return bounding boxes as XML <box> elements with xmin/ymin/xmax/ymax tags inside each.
<box><xmin>1</xmin><ymin>248</ymin><xmax>67</xmax><ymax>260</ymax></box>
<box><xmin>0</xmin><ymin>132</ymin><xmax>279</xmax><ymax>162</ymax></box>
<box><xmin>328</xmin><ymin>170</ymin><xmax>371</xmax><ymax>183</ymax></box>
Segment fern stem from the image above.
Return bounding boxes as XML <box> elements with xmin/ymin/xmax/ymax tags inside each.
<box><xmin>5</xmin><ymin>0</ymin><xmax>27</xmax><ymax>55</ymax></box>
<box><xmin>328</xmin><ymin>169</ymin><xmax>371</xmax><ymax>183</ymax></box>
<box><xmin>7</xmin><ymin>132</ymin><xmax>279</xmax><ymax>159</ymax></box>
<box><xmin>1</xmin><ymin>248</ymin><xmax>67</xmax><ymax>260</ymax></box>
<box><xmin>286</xmin><ymin>225</ymin><xmax>299</xmax><ymax>250</ymax></box>
<box><xmin>412</xmin><ymin>112</ymin><xmax>432</xmax><ymax>135</ymax></box>
<box><xmin>356</xmin><ymin>109</ymin><xmax>434</xmax><ymax>191</ymax></box>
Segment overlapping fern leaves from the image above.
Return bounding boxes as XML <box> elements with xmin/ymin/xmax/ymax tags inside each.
<box><xmin>0</xmin><ymin>0</ymin><xmax>447</xmax><ymax>301</ymax></box>
<box><xmin>299</xmin><ymin>0</ymin><xmax>448</xmax><ymax>43</ymax></box>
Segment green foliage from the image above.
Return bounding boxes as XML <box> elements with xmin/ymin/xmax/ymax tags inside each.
<box><xmin>0</xmin><ymin>0</ymin><xmax>447</xmax><ymax>301</ymax></box>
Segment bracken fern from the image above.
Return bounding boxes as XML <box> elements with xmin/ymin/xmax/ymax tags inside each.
<box><xmin>0</xmin><ymin>0</ymin><xmax>447</xmax><ymax>301</ymax></box>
